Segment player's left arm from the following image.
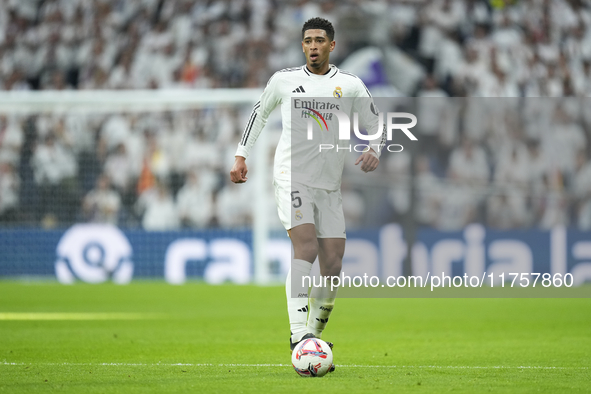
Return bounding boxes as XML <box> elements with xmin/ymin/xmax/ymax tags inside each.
<box><xmin>353</xmin><ymin>82</ymin><xmax>386</xmax><ymax>173</ymax></box>
<box><xmin>354</xmin><ymin>146</ymin><xmax>380</xmax><ymax>173</ymax></box>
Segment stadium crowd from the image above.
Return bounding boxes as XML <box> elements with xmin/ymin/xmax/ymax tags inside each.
<box><xmin>0</xmin><ymin>0</ymin><xmax>591</xmax><ymax>231</ymax></box>
<box><xmin>2</xmin><ymin>0</ymin><xmax>591</xmax><ymax>95</ymax></box>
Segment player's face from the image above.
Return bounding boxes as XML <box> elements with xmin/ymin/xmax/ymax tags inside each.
<box><xmin>302</xmin><ymin>29</ymin><xmax>335</xmax><ymax>73</ymax></box>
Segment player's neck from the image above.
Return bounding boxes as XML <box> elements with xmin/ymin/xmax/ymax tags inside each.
<box><xmin>306</xmin><ymin>63</ymin><xmax>331</xmax><ymax>76</ymax></box>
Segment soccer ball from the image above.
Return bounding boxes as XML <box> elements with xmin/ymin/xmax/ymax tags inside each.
<box><xmin>291</xmin><ymin>337</ymin><xmax>333</xmax><ymax>377</ymax></box>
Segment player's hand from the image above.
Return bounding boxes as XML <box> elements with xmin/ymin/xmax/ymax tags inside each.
<box><xmin>230</xmin><ymin>156</ymin><xmax>248</xmax><ymax>183</ymax></box>
<box><xmin>355</xmin><ymin>149</ymin><xmax>379</xmax><ymax>173</ymax></box>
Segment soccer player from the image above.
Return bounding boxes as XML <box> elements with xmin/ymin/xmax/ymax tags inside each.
<box><xmin>230</xmin><ymin>17</ymin><xmax>385</xmax><ymax>362</ymax></box>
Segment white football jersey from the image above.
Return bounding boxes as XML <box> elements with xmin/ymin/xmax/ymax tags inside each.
<box><xmin>236</xmin><ymin>64</ymin><xmax>384</xmax><ymax>190</ymax></box>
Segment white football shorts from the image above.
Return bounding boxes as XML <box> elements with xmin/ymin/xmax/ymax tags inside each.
<box><xmin>273</xmin><ymin>180</ymin><xmax>346</xmax><ymax>239</ymax></box>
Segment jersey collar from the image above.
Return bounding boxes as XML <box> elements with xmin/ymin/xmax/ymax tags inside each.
<box><xmin>303</xmin><ymin>64</ymin><xmax>338</xmax><ymax>78</ymax></box>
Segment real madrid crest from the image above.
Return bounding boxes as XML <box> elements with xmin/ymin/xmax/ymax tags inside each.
<box><xmin>295</xmin><ymin>210</ymin><xmax>303</xmax><ymax>221</ymax></box>
<box><xmin>333</xmin><ymin>86</ymin><xmax>343</xmax><ymax>98</ymax></box>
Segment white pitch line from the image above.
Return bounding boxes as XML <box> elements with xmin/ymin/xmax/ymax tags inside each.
<box><xmin>0</xmin><ymin>313</ymin><xmax>160</xmax><ymax>320</ymax></box>
<box><xmin>0</xmin><ymin>362</ymin><xmax>587</xmax><ymax>370</ymax></box>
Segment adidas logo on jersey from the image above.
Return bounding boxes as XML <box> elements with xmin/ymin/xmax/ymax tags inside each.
<box><xmin>292</xmin><ymin>86</ymin><xmax>305</xmax><ymax>93</ymax></box>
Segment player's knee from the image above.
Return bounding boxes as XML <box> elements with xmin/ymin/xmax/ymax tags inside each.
<box><xmin>294</xmin><ymin>238</ymin><xmax>318</xmax><ymax>263</ymax></box>
<box><xmin>302</xmin><ymin>241</ymin><xmax>319</xmax><ymax>262</ymax></box>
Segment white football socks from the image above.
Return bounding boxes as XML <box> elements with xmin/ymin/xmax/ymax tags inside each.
<box><xmin>286</xmin><ymin>258</ymin><xmax>313</xmax><ymax>343</ymax></box>
<box><xmin>307</xmin><ymin>277</ymin><xmax>338</xmax><ymax>338</ymax></box>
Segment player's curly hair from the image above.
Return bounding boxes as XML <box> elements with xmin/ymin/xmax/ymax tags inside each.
<box><xmin>302</xmin><ymin>17</ymin><xmax>335</xmax><ymax>41</ymax></box>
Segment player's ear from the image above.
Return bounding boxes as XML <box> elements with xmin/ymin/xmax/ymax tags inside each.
<box><xmin>330</xmin><ymin>40</ymin><xmax>335</xmax><ymax>52</ymax></box>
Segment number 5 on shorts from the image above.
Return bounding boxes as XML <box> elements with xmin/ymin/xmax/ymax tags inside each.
<box><xmin>291</xmin><ymin>191</ymin><xmax>302</xmax><ymax>208</ymax></box>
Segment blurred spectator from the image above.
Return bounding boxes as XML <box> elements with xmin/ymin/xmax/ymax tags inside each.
<box><xmin>573</xmin><ymin>59</ymin><xmax>591</xmax><ymax>96</ymax></box>
<box><xmin>215</xmin><ymin>180</ymin><xmax>252</xmax><ymax>228</ymax></box>
<box><xmin>448</xmin><ymin>138</ymin><xmax>489</xmax><ymax>185</ymax></box>
<box><xmin>572</xmin><ymin>151</ymin><xmax>591</xmax><ymax>230</ymax></box>
<box><xmin>526</xmin><ymin>139</ymin><xmax>548</xmax><ymax>187</ymax></box>
<box><xmin>415</xmin><ymin>156</ymin><xmax>441</xmax><ymax>227</ymax></box>
<box><xmin>144</xmin><ymin>131</ymin><xmax>171</xmax><ymax>180</ymax></box>
<box><xmin>536</xmin><ymin>171</ymin><xmax>570</xmax><ymax>229</ymax></box>
<box><xmin>454</xmin><ymin>46</ymin><xmax>490</xmax><ymax>95</ymax></box>
<box><xmin>418</xmin><ymin>0</ymin><xmax>465</xmax><ymax>68</ymax></box>
<box><xmin>138</xmin><ymin>182</ymin><xmax>180</xmax><ymax>231</ymax></box>
<box><xmin>416</xmin><ymin>74</ymin><xmax>449</xmax><ymax>157</ymax></box>
<box><xmin>82</xmin><ymin>174</ymin><xmax>121</xmax><ymax>225</ymax></box>
<box><xmin>30</xmin><ymin>133</ymin><xmax>78</xmax><ymax>222</ymax></box>
<box><xmin>176</xmin><ymin>172</ymin><xmax>214</xmax><ymax>228</ymax></box>
<box><xmin>104</xmin><ymin>143</ymin><xmax>138</xmax><ymax>201</ymax></box>
<box><xmin>487</xmin><ymin>189</ymin><xmax>528</xmax><ymax>229</ymax></box>
<box><xmin>181</xmin><ymin>127</ymin><xmax>220</xmax><ymax>173</ymax></box>
<box><xmin>100</xmin><ymin>114</ymin><xmax>131</xmax><ymax>151</ymax></box>
<box><xmin>494</xmin><ymin>141</ymin><xmax>530</xmax><ymax>187</ymax></box>
<box><xmin>435</xmin><ymin>171</ymin><xmax>478</xmax><ymax>231</ymax></box>
<box><xmin>542</xmin><ymin>105</ymin><xmax>586</xmax><ymax>175</ymax></box>
<box><xmin>107</xmin><ymin>51</ymin><xmax>137</xmax><ymax>89</ymax></box>
<box><xmin>0</xmin><ymin>115</ymin><xmax>24</xmax><ymax>166</ymax></box>
<box><xmin>0</xmin><ymin>161</ymin><xmax>19</xmax><ymax>222</ymax></box>
<box><xmin>386</xmin><ymin>150</ymin><xmax>410</xmax><ymax>221</ymax></box>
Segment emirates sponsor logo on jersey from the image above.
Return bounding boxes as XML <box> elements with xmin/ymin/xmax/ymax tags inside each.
<box><xmin>293</xmin><ymin>99</ymin><xmax>340</xmax><ymax>111</ymax></box>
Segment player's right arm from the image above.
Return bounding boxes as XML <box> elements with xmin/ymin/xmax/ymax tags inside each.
<box><xmin>230</xmin><ymin>72</ymin><xmax>282</xmax><ymax>184</ymax></box>
<box><xmin>230</xmin><ymin>155</ymin><xmax>248</xmax><ymax>183</ymax></box>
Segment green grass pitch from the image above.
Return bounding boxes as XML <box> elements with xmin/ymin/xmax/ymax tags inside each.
<box><xmin>0</xmin><ymin>281</ymin><xmax>589</xmax><ymax>393</ymax></box>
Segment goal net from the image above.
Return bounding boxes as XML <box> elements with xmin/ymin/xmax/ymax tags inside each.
<box><xmin>0</xmin><ymin>89</ymin><xmax>285</xmax><ymax>284</ymax></box>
